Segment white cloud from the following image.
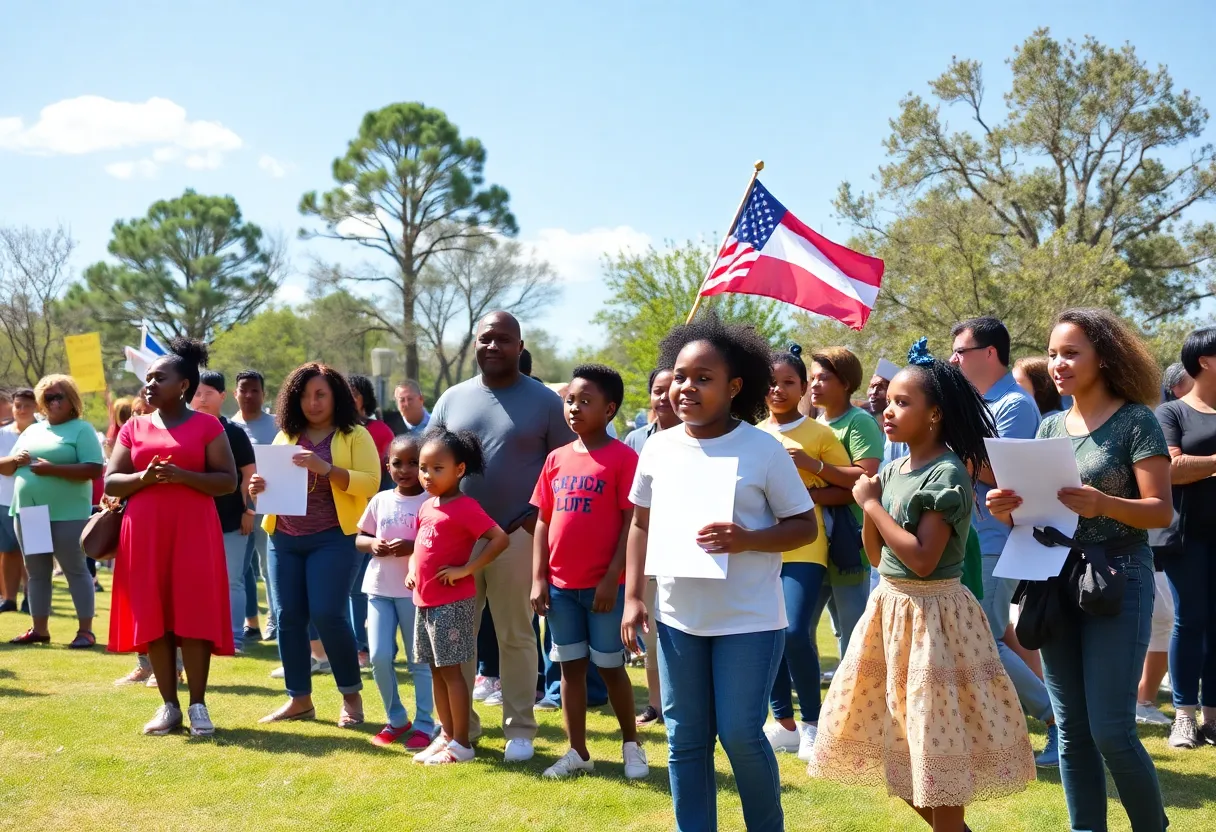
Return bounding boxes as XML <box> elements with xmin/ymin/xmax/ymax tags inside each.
<box><xmin>0</xmin><ymin>95</ymin><xmax>242</xmax><ymax>178</ymax></box>
<box><xmin>258</xmin><ymin>154</ymin><xmax>289</xmax><ymax>178</ymax></box>
<box><xmin>524</xmin><ymin>226</ymin><xmax>652</xmax><ymax>283</ymax></box>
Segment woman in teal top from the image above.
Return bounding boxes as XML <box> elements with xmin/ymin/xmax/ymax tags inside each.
<box><xmin>0</xmin><ymin>375</ymin><xmax>104</xmax><ymax>647</ymax></box>
<box><xmin>809</xmin><ymin>341</ymin><xmax>1034</xmax><ymax>829</ymax></box>
<box><xmin>988</xmin><ymin>309</ymin><xmax>1173</xmax><ymax>832</ymax></box>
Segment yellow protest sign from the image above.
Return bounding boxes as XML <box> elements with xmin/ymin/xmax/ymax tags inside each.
<box><xmin>64</xmin><ymin>332</ymin><xmax>106</xmax><ymax>393</ymax></box>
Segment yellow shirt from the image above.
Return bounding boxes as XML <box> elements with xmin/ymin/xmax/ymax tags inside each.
<box><xmin>760</xmin><ymin>416</ymin><xmax>851</xmax><ymax>566</ymax></box>
<box><xmin>261</xmin><ymin>425</ymin><xmax>382</xmax><ymax>537</ymax></box>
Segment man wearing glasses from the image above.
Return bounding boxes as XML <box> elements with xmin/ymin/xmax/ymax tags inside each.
<box><xmin>950</xmin><ymin>315</ymin><xmax>1059</xmax><ymax>767</ymax></box>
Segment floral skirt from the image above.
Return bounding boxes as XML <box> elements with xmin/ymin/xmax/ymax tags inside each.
<box><xmin>806</xmin><ymin>577</ymin><xmax>1035</xmax><ymax>807</ymax></box>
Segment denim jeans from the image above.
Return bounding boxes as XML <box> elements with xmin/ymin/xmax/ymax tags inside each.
<box><xmin>981</xmin><ymin>553</ymin><xmax>1054</xmax><ymax>722</ymax></box>
<box><xmin>478</xmin><ymin>604</ymin><xmax>499</xmax><ymax>677</ymax></box>
<box><xmin>810</xmin><ymin>577</ymin><xmax>868</xmax><ymax>661</ymax></box>
<box><xmin>771</xmin><ymin>562</ymin><xmax>827</xmax><ymax>723</ymax></box>
<box><xmin>243</xmin><ymin>520</ymin><xmax>274</xmax><ymax>628</ymax></box>
<box><xmin>547</xmin><ymin>585</ymin><xmax>627</xmax><ymax>667</ymax></box>
<box><xmin>658</xmin><ymin>622</ymin><xmax>785</xmax><ymax>832</ymax></box>
<box><xmin>540</xmin><ymin>617</ymin><xmax>608</xmax><ymax>705</ymax></box>
<box><xmin>270</xmin><ymin>528</ymin><xmax>364</xmax><ymax>698</ymax></box>
<box><xmin>1040</xmin><ymin>547</ymin><xmax>1167</xmax><ymax>832</ymax></box>
<box><xmin>367</xmin><ymin>594</ymin><xmax>434</xmax><ymax>735</ymax></box>
<box><xmin>221</xmin><ymin>530</ymin><xmax>253</xmax><ymax>650</ymax></box>
<box><xmin>1162</xmin><ymin>536</ymin><xmax>1216</xmax><ymax>708</ymax></box>
<box><xmin>350</xmin><ymin>553</ymin><xmax>372</xmax><ymax>652</ymax></box>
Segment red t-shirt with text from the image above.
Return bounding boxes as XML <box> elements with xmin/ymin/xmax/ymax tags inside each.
<box><xmin>413</xmin><ymin>495</ymin><xmax>496</xmax><ymax>608</ymax></box>
<box><xmin>530</xmin><ymin>439</ymin><xmax>638</xmax><ymax>590</ymax></box>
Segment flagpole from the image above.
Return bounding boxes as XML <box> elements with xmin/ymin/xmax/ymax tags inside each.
<box><xmin>685</xmin><ymin>160</ymin><xmax>765</xmax><ymax>325</ymax></box>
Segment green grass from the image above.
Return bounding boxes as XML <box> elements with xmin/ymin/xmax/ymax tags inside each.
<box><xmin>0</xmin><ymin>572</ymin><xmax>1213</xmax><ymax>831</ymax></box>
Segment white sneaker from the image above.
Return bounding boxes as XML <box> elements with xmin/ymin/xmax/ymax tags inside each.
<box><xmin>1136</xmin><ymin>701</ymin><xmax>1172</xmax><ymax>726</ymax></box>
<box><xmin>426</xmin><ymin>740</ymin><xmax>475</xmax><ymax>765</ymax></box>
<box><xmin>622</xmin><ymin>741</ymin><xmax>649</xmax><ymax>779</ymax></box>
<box><xmin>269</xmin><ymin>657</ymin><xmax>329</xmax><ymax>679</ymax></box>
<box><xmin>143</xmin><ymin>703</ymin><xmax>183</xmax><ymax>735</ymax></box>
<box><xmin>503</xmin><ymin>738</ymin><xmax>535</xmax><ymax>762</ymax></box>
<box><xmin>797</xmin><ymin>722</ymin><xmax>818</xmax><ymax>761</ymax></box>
<box><xmin>269</xmin><ymin>666</ymin><xmax>286</xmax><ymax>679</ymax></box>
<box><xmin>188</xmin><ymin>703</ymin><xmax>215</xmax><ymax>736</ymax></box>
<box><xmin>764</xmin><ymin>722</ymin><xmax>800</xmax><ymax>753</ymax></box>
<box><xmin>543</xmin><ymin>748</ymin><xmax>594</xmax><ymax>778</ymax></box>
<box><xmin>473</xmin><ymin>675</ymin><xmax>501</xmax><ymax>702</ymax></box>
<box><xmin>414</xmin><ymin>735</ymin><xmax>449</xmax><ymax>764</ymax></box>
<box><xmin>483</xmin><ymin>689</ymin><xmax>504</xmax><ymax>706</ymax></box>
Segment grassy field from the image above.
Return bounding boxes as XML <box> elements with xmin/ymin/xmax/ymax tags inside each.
<box><xmin>0</xmin><ymin>571</ymin><xmax>1213</xmax><ymax>832</ymax></box>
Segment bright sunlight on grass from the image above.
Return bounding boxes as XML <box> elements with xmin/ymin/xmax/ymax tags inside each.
<box><xmin>0</xmin><ymin>572</ymin><xmax>1213</xmax><ymax>831</ymax></box>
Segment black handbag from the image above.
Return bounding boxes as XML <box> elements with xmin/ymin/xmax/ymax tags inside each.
<box><xmin>1012</xmin><ymin>547</ymin><xmax>1079</xmax><ymax>650</ymax></box>
<box><xmin>825</xmin><ymin>504</ymin><xmax>865</xmax><ymax>574</ymax></box>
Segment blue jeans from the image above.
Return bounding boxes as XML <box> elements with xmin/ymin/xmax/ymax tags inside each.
<box><xmin>982</xmin><ymin>554</ymin><xmax>1054</xmax><ymax>722</ymax></box>
<box><xmin>1041</xmin><ymin>547</ymin><xmax>1167</xmax><ymax>832</ymax></box>
<box><xmin>350</xmin><ymin>553</ymin><xmax>372</xmax><ymax>652</ymax></box>
<box><xmin>811</xmin><ymin>577</ymin><xmax>869</xmax><ymax>661</ymax></box>
<box><xmin>771</xmin><ymin>562</ymin><xmax>826</xmax><ymax>722</ymax></box>
<box><xmin>659</xmin><ymin>622</ymin><xmax>785</xmax><ymax>832</ymax></box>
<box><xmin>367</xmin><ymin>594</ymin><xmax>434</xmax><ymax>735</ymax></box>
<box><xmin>478</xmin><ymin>604</ymin><xmax>499</xmax><ymax>677</ymax></box>
<box><xmin>221</xmin><ymin>531</ymin><xmax>253</xmax><ymax>650</ymax></box>
<box><xmin>541</xmin><ymin>617</ymin><xmax>608</xmax><ymax>705</ymax></box>
<box><xmin>243</xmin><ymin>521</ymin><xmax>274</xmax><ymax>627</ymax></box>
<box><xmin>1162</xmin><ymin>537</ymin><xmax>1216</xmax><ymax>708</ymax></box>
<box><xmin>547</xmin><ymin>585</ymin><xmax>627</xmax><ymax>667</ymax></box>
<box><xmin>270</xmin><ymin>528</ymin><xmax>364</xmax><ymax>698</ymax></box>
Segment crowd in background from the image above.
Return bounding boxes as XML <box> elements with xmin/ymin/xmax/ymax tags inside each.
<box><xmin>1</xmin><ymin>307</ymin><xmax>1213</xmax><ymax>832</ymax></box>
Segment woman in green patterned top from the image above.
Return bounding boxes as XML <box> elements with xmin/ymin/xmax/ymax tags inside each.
<box><xmin>987</xmin><ymin>309</ymin><xmax>1172</xmax><ymax>832</ymax></box>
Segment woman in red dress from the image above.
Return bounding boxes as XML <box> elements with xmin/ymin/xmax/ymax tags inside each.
<box><xmin>106</xmin><ymin>339</ymin><xmax>238</xmax><ymax>737</ymax></box>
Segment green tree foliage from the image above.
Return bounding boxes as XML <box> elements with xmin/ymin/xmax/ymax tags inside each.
<box><xmin>593</xmin><ymin>240</ymin><xmax>788</xmax><ymax>426</ymax></box>
<box><xmin>525</xmin><ymin>329</ymin><xmax>577</xmax><ymax>386</ymax></box>
<box><xmin>209</xmin><ymin>307</ymin><xmax>308</xmax><ymax>404</ymax></box>
<box><xmin>65</xmin><ymin>190</ymin><xmax>284</xmax><ymax>346</ymax></box>
<box><xmin>299</xmin><ymin>102</ymin><xmax>516</xmax><ymax>381</ymax></box>
<box><xmin>831</xmin><ymin>29</ymin><xmax>1216</xmax><ymax>364</ymax></box>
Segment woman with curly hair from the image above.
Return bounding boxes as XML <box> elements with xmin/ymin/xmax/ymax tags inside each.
<box><xmin>988</xmin><ymin>309</ymin><xmax>1172</xmax><ymax>832</ymax></box>
<box><xmin>621</xmin><ymin>313</ymin><xmax>818</xmax><ymax>831</ymax></box>
<box><xmin>250</xmin><ymin>362</ymin><xmax>381</xmax><ymax>727</ymax></box>
<box><xmin>105</xmin><ymin>340</ymin><xmax>238</xmax><ymax>735</ymax></box>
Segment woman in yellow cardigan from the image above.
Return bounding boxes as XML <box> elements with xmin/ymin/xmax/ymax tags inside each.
<box><xmin>249</xmin><ymin>363</ymin><xmax>381</xmax><ymax>727</ymax></box>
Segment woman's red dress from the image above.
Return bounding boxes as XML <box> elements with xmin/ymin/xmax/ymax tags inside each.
<box><xmin>107</xmin><ymin>412</ymin><xmax>234</xmax><ymax>656</ymax></box>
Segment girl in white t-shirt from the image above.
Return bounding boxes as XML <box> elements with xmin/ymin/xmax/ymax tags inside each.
<box><xmin>622</xmin><ymin>313</ymin><xmax>818</xmax><ymax>832</ymax></box>
<box><xmin>356</xmin><ymin>435</ymin><xmax>434</xmax><ymax>749</ymax></box>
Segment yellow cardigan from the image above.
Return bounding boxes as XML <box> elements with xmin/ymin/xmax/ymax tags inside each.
<box><xmin>261</xmin><ymin>424</ymin><xmax>382</xmax><ymax>536</ymax></box>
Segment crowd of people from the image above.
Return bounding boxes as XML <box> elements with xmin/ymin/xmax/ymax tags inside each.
<box><xmin>1</xmin><ymin>306</ymin><xmax>1213</xmax><ymax>832</ymax></box>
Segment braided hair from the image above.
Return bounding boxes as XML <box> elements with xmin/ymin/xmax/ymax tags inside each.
<box><xmin>903</xmin><ymin>338</ymin><xmax>996</xmax><ymax>482</ymax></box>
<box><xmin>422</xmin><ymin>424</ymin><xmax>486</xmax><ymax>478</ymax></box>
<box><xmin>771</xmin><ymin>343</ymin><xmax>808</xmax><ymax>384</ymax></box>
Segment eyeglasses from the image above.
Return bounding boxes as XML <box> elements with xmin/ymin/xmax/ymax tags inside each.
<box><xmin>44</xmin><ymin>393</ymin><xmax>66</xmax><ymax>404</ymax></box>
<box><xmin>951</xmin><ymin>345</ymin><xmax>988</xmax><ymax>357</ymax></box>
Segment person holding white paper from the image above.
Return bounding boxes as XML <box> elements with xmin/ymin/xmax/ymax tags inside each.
<box><xmin>809</xmin><ymin>340</ymin><xmax>1034</xmax><ymax>832</ymax></box>
<box><xmin>987</xmin><ymin>309</ymin><xmax>1173</xmax><ymax>832</ymax></box>
<box><xmin>3</xmin><ymin>375</ymin><xmax>103</xmax><ymax>648</ymax></box>
<box><xmin>622</xmin><ymin>313</ymin><xmax>817</xmax><ymax>832</ymax></box>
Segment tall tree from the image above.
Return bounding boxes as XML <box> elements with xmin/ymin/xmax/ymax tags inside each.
<box><xmin>593</xmin><ymin>240</ymin><xmax>789</xmax><ymax>425</ymax></box>
<box><xmin>209</xmin><ymin>307</ymin><xmax>309</xmax><ymax>404</ymax></box>
<box><xmin>299</xmin><ymin>102</ymin><xmax>516</xmax><ymax>381</ymax></box>
<box><xmin>65</xmin><ymin>189</ymin><xmax>285</xmax><ymax>344</ymax></box>
<box><xmin>837</xmin><ymin>28</ymin><xmax>1216</xmax><ymax>346</ymax></box>
<box><xmin>415</xmin><ymin>235</ymin><xmax>559</xmax><ymax>397</ymax></box>
<box><xmin>0</xmin><ymin>225</ymin><xmax>76</xmax><ymax>385</ymax></box>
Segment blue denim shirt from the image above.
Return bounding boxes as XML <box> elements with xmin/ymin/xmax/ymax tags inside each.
<box><xmin>975</xmin><ymin>373</ymin><xmax>1042</xmax><ymax>555</ymax></box>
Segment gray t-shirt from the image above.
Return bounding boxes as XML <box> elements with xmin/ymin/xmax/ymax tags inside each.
<box><xmin>232</xmin><ymin>410</ymin><xmax>279</xmax><ymax>445</ymax></box>
<box><xmin>431</xmin><ymin>374</ymin><xmax>576</xmax><ymax>528</ymax></box>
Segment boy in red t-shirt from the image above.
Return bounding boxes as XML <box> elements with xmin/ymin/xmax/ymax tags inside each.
<box><xmin>529</xmin><ymin>364</ymin><xmax>649</xmax><ymax>780</ymax></box>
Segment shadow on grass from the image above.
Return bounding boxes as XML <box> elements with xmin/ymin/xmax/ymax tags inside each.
<box><xmin>208</xmin><ymin>684</ymin><xmax>283</xmax><ymax>696</ymax></box>
<box><xmin>1033</xmin><ymin>759</ymin><xmax>1216</xmax><ymax>812</ymax></box>
<box><xmin>0</xmin><ymin>667</ymin><xmax>14</xmax><ymax>679</ymax></box>
<box><xmin>0</xmin><ymin>685</ymin><xmax>47</xmax><ymax>697</ymax></box>
<box><xmin>210</xmin><ymin>726</ymin><xmax>390</xmax><ymax>756</ymax></box>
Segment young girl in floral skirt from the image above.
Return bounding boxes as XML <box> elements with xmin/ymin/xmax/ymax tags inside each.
<box><xmin>807</xmin><ymin>339</ymin><xmax>1035</xmax><ymax>832</ymax></box>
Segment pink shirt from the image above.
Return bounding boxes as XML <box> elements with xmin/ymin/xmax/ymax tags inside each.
<box><xmin>530</xmin><ymin>440</ymin><xmax>637</xmax><ymax>589</ymax></box>
<box><xmin>413</xmin><ymin>495</ymin><xmax>496</xmax><ymax>608</ymax></box>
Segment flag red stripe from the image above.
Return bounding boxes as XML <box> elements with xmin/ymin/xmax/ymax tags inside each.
<box><xmin>778</xmin><ymin>212</ymin><xmax>884</xmax><ymax>289</ymax></box>
<box><xmin>699</xmin><ymin>255</ymin><xmax>873</xmax><ymax>330</ymax></box>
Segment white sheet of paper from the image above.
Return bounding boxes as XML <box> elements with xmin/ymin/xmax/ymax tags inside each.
<box><xmin>985</xmin><ymin>437</ymin><xmax>1082</xmax><ymax>581</ymax></box>
<box><xmin>645</xmin><ymin>456</ymin><xmax>738</xmax><ymax>580</ymax></box>
<box><xmin>18</xmin><ymin>504</ymin><xmax>53</xmax><ymax>554</ymax></box>
<box><xmin>254</xmin><ymin>445</ymin><xmax>309</xmax><ymax>517</ymax></box>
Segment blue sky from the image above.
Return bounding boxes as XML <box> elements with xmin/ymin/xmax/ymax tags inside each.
<box><xmin>2</xmin><ymin>0</ymin><xmax>1213</xmax><ymax>351</ymax></box>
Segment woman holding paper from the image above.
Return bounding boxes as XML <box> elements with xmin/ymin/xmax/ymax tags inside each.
<box><xmin>106</xmin><ymin>339</ymin><xmax>238</xmax><ymax>736</ymax></box>
<box><xmin>622</xmin><ymin>313</ymin><xmax>818</xmax><ymax>832</ymax></box>
<box><xmin>3</xmin><ymin>375</ymin><xmax>103</xmax><ymax>648</ymax></box>
<box><xmin>250</xmin><ymin>362</ymin><xmax>381</xmax><ymax>727</ymax></box>
<box><xmin>988</xmin><ymin>308</ymin><xmax>1172</xmax><ymax>832</ymax></box>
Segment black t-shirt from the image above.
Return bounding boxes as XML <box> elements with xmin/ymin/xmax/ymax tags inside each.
<box><xmin>1157</xmin><ymin>399</ymin><xmax>1216</xmax><ymax>540</ymax></box>
<box><xmin>216</xmin><ymin>417</ymin><xmax>255</xmax><ymax>534</ymax></box>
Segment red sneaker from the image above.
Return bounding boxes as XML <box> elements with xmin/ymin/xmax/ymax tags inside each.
<box><xmin>371</xmin><ymin>723</ymin><xmax>413</xmax><ymax>748</ymax></box>
<box><xmin>404</xmin><ymin>730</ymin><xmax>433</xmax><ymax>750</ymax></box>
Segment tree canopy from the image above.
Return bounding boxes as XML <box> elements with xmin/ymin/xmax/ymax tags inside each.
<box><xmin>299</xmin><ymin>102</ymin><xmax>516</xmax><ymax>380</ymax></box>
<box><xmin>0</xmin><ymin>225</ymin><xmax>76</xmax><ymax>385</ymax></box>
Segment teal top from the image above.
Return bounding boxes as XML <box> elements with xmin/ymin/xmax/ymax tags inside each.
<box><xmin>1037</xmin><ymin>403</ymin><xmax>1167</xmax><ymax>544</ymax></box>
<box><xmin>877</xmin><ymin>451</ymin><xmax>973</xmax><ymax>581</ymax></box>
<box><xmin>9</xmin><ymin>419</ymin><xmax>104</xmax><ymax>522</ymax></box>
<box><xmin>819</xmin><ymin>406</ymin><xmax>884</xmax><ymax>584</ymax></box>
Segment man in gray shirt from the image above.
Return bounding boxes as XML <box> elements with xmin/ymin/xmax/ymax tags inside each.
<box><xmin>431</xmin><ymin>311</ymin><xmax>575</xmax><ymax>762</ymax></box>
<box><xmin>231</xmin><ymin>370</ymin><xmax>280</xmax><ymax>641</ymax></box>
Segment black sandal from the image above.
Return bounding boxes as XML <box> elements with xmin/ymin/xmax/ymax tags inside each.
<box><xmin>9</xmin><ymin>628</ymin><xmax>51</xmax><ymax>645</ymax></box>
<box><xmin>67</xmin><ymin>630</ymin><xmax>97</xmax><ymax>649</ymax></box>
<box><xmin>636</xmin><ymin>705</ymin><xmax>663</xmax><ymax>726</ymax></box>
